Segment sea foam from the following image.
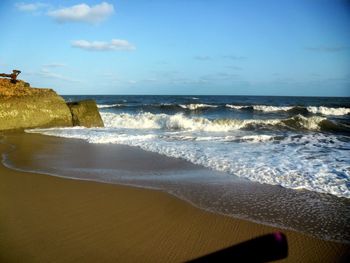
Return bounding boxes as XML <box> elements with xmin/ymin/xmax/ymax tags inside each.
<box><xmin>179</xmin><ymin>104</ymin><xmax>218</xmax><ymax>110</ymax></box>
<box><xmin>97</xmin><ymin>104</ymin><xmax>124</xmax><ymax>109</ymax></box>
<box><xmin>306</xmin><ymin>106</ymin><xmax>350</xmax><ymax>116</ymax></box>
<box><xmin>225</xmin><ymin>104</ymin><xmax>350</xmax><ymax>116</ymax></box>
<box><xmin>101</xmin><ymin>112</ymin><xmax>330</xmax><ymax>132</ymax></box>
<box><xmin>27</xmin><ymin>126</ymin><xmax>350</xmax><ymax>199</ymax></box>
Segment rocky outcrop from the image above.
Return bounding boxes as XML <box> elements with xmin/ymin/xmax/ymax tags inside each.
<box><xmin>0</xmin><ymin>79</ymin><xmax>72</xmax><ymax>131</ymax></box>
<box><xmin>67</xmin><ymin>100</ymin><xmax>104</xmax><ymax>128</ymax></box>
<box><xmin>0</xmin><ymin>78</ymin><xmax>104</xmax><ymax>131</ymax></box>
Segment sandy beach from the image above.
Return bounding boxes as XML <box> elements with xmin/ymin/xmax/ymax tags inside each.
<box><xmin>0</xmin><ymin>132</ymin><xmax>349</xmax><ymax>262</ymax></box>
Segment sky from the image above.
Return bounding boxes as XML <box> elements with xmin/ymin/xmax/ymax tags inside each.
<box><xmin>0</xmin><ymin>0</ymin><xmax>349</xmax><ymax>96</ymax></box>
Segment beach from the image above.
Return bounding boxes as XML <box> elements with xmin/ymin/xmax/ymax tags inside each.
<box><xmin>1</xmin><ymin>132</ymin><xmax>349</xmax><ymax>262</ymax></box>
<box><xmin>2</xmin><ymin>0</ymin><xmax>349</xmax><ymax>261</ymax></box>
<box><xmin>21</xmin><ymin>95</ymin><xmax>350</xmax><ymax>243</ymax></box>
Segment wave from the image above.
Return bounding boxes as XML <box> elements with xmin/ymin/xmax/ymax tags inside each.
<box><xmin>179</xmin><ymin>103</ymin><xmax>218</xmax><ymax>110</ymax></box>
<box><xmin>101</xmin><ymin>112</ymin><xmax>277</xmax><ymax>131</ymax></box>
<box><xmin>226</xmin><ymin>104</ymin><xmax>350</xmax><ymax>116</ymax></box>
<box><xmin>26</xmin><ymin>127</ymin><xmax>350</xmax><ymax>199</ymax></box>
<box><xmin>98</xmin><ymin>102</ymin><xmax>350</xmax><ymax>116</ymax></box>
<box><xmin>225</xmin><ymin>104</ymin><xmax>294</xmax><ymax>112</ymax></box>
<box><xmin>240</xmin><ymin>135</ymin><xmax>276</xmax><ymax>143</ymax></box>
<box><xmin>253</xmin><ymin>105</ymin><xmax>294</xmax><ymax>112</ymax></box>
<box><xmin>100</xmin><ymin>112</ymin><xmax>348</xmax><ymax>132</ymax></box>
<box><xmin>97</xmin><ymin>104</ymin><xmax>124</xmax><ymax>109</ymax></box>
<box><xmin>306</xmin><ymin>106</ymin><xmax>350</xmax><ymax>116</ymax></box>
<box><xmin>98</xmin><ymin>103</ymin><xmax>219</xmax><ymax>111</ymax></box>
<box><xmin>225</xmin><ymin>104</ymin><xmax>249</xmax><ymax>110</ymax></box>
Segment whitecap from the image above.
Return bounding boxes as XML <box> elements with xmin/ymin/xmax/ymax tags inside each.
<box><xmin>97</xmin><ymin>104</ymin><xmax>124</xmax><ymax>109</ymax></box>
<box><xmin>179</xmin><ymin>104</ymin><xmax>218</xmax><ymax>110</ymax></box>
<box><xmin>307</xmin><ymin>106</ymin><xmax>350</xmax><ymax>116</ymax></box>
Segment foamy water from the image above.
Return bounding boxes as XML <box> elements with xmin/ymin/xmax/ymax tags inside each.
<box><xmin>179</xmin><ymin>103</ymin><xmax>218</xmax><ymax>110</ymax></box>
<box><xmin>23</xmin><ymin>95</ymin><xmax>350</xmax><ymax>242</ymax></box>
<box><xmin>28</xmin><ymin>108</ymin><xmax>350</xmax><ymax>199</ymax></box>
<box><xmin>225</xmin><ymin>104</ymin><xmax>350</xmax><ymax>115</ymax></box>
<box><xmin>100</xmin><ymin>112</ymin><xmax>333</xmax><ymax>132</ymax></box>
<box><xmin>27</xmin><ymin>95</ymin><xmax>350</xmax><ymax>198</ymax></box>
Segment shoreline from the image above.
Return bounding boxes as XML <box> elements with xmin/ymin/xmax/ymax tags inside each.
<box><xmin>3</xmin><ymin>137</ymin><xmax>348</xmax><ymax>245</ymax></box>
<box><xmin>1</xmin><ymin>132</ymin><xmax>349</xmax><ymax>262</ymax></box>
<box><xmin>5</xmin><ymin>132</ymin><xmax>350</xmax><ymax>243</ymax></box>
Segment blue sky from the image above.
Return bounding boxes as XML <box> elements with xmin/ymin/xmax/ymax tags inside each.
<box><xmin>0</xmin><ymin>0</ymin><xmax>349</xmax><ymax>96</ymax></box>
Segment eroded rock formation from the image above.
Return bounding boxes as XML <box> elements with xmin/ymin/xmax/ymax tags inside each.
<box><xmin>0</xmin><ymin>79</ymin><xmax>104</xmax><ymax>131</ymax></box>
<box><xmin>67</xmin><ymin>100</ymin><xmax>104</xmax><ymax>128</ymax></box>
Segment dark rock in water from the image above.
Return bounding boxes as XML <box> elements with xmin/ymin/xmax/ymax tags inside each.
<box><xmin>0</xmin><ymin>79</ymin><xmax>72</xmax><ymax>131</ymax></box>
<box><xmin>67</xmin><ymin>100</ymin><xmax>104</xmax><ymax>128</ymax></box>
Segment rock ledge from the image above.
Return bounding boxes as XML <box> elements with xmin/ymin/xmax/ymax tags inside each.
<box><xmin>0</xmin><ymin>79</ymin><xmax>104</xmax><ymax>131</ymax></box>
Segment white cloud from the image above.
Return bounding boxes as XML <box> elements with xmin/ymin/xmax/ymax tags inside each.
<box><xmin>42</xmin><ymin>63</ymin><xmax>66</xmax><ymax>68</ymax></box>
<box><xmin>47</xmin><ymin>2</ymin><xmax>114</xmax><ymax>24</ymax></box>
<box><xmin>144</xmin><ymin>78</ymin><xmax>157</xmax><ymax>82</ymax></box>
<box><xmin>100</xmin><ymin>73</ymin><xmax>121</xmax><ymax>82</ymax></box>
<box><xmin>194</xmin><ymin>55</ymin><xmax>211</xmax><ymax>61</ymax></box>
<box><xmin>226</xmin><ymin>65</ymin><xmax>243</xmax><ymax>70</ymax></box>
<box><xmin>222</xmin><ymin>55</ymin><xmax>246</xmax><ymax>60</ymax></box>
<box><xmin>305</xmin><ymin>45</ymin><xmax>348</xmax><ymax>52</ymax></box>
<box><xmin>71</xmin><ymin>39</ymin><xmax>135</xmax><ymax>51</ymax></box>
<box><xmin>15</xmin><ymin>2</ymin><xmax>48</xmax><ymax>12</ymax></box>
<box><xmin>38</xmin><ymin>68</ymin><xmax>80</xmax><ymax>82</ymax></box>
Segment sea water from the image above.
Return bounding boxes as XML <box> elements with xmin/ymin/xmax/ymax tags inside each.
<box><xmin>26</xmin><ymin>95</ymin><xmax>350</xmax><ymax>242</ymax></box>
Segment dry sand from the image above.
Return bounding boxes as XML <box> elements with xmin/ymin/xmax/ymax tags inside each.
<box><xmin>0</xmin><ymin>132</ymin><xmax>348</xmax><ymax>262</ymax></box>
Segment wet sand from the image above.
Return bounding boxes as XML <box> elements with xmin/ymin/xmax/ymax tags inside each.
<box><xmin>0</xmin><ymin>132</ymin><xmax>349</xmax><ymax>262</ymax></box>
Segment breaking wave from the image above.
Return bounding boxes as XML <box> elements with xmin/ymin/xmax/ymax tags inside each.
<box><xmin>98</xmin><ymin>102</ymin><xmax>350</xmax><ymax>116</ymax></box>
<box><xmin>97</xmin><ymin>103</ymin><xmax>219</xmax><ymax>111</ymax></box>
<box><xmin>226</xmin><ymin>104</ymin><xmax>350</xmax><ymax>116</ymax></box>
<box><xmin>306</xmin><ymin>106</ymin><xmax>350</xmax><ymax>116</ymax></box>
<box><xmin>97</xmin><ymin>104</ymin><xmax>124</xmax><ymax>109</ymax></box>
<box><xmin>100</xmin><ymin>112</ymin><xmax>348</xmax><ymax>132</ymax></box>
<box><xmin>179</xmin><ymin>103</ymin><xmax>218</xmax><ymax>110</ymax></box>
<box><xmin>26</xmin><ymin>127</ymin><xmax>350</xmax><ymax>199</ymax></box>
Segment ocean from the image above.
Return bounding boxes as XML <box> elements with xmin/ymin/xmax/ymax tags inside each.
<box><xmin>26</xmin><ymin>95</ymin><xmax>350</xmax><ymax>242</ymax></box>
